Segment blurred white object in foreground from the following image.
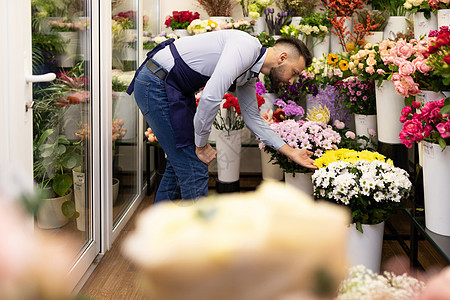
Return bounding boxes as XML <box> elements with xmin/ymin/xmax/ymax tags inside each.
<box><xmin>122</xmin><ymin>180</ymin><xmax>350</xmax><ymax>300</ymax></box>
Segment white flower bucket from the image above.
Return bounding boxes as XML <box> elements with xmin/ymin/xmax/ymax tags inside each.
<box><xmin>37</xmin><ymin>189</ymin><xmax>72</xmax><ymax>229</ymax></box>
<box><xmin>113</xmin><ymin>178</ymin><xmax>120</xmax><ymax>205</ymax></box>
<box><xmin>174</xmin><ymin>29</ymin><xmax>190</xmax><ymax>37</ymax></box>
<box><xmin>438</xmin><ymin>9</ymin><xmax>450</xmax><ymax>28</ymax></box>
<box><xmin>113</xmin><ymin>92</ymin><xmax>137</xmax><ymax>140</ymax></box>
<box><xmin>383</xmin><ymin>16</ymin><xmax>408</xmax><ymax>40</ymax></box>
<box><xmin>253</xmin><ymin>16</ymin><xmax>266</xmax><ymax>35</ymax></box>
<box><xmin>422</xmin><ymin>141</ymin><xmax>450</xmax><ymax>236</ymax></box>
<box><xmin>365</xmin><ymin>31</ymin><xmax>384</xmax><ymax>45</ymax></box>
<box><xmin>414</xmin><ymin>12</ymin><xmax>438</xmax><ymax>40</ymax></box>
<box><xmin>354</xmin><ymin>114</ymin><xmax>377</xmax><ymax>143</ymax></box>
<box><xmin>347</xmin><ymin>221</ymin><xmax>385</xmax><ymax>273</ymax></box>
<box><xmin>208</xmin><ymin>126</ymin><xmax>218</xmax><ymax>143</ymax></box>
<box><xmin>330</xmin><ymin>17</ymin><xmax>352</xmax><ymax>53</ymax></box>
<box><xmin>312</xmin><ymin>34</ymin><xmax>330</xmax><ymax>59</ymax></box>
<box><xmin>216</xmin><ymin>130</ymin><xmax>242</xmax><ymax>182</ymax></box>
<box><xmin>260</xmin><ymin>149</ymin><xmax>283</xmax><ymax>181</ymax></box>
<box><xmin>241</xmin><ymin>126</ymin><xmax>253</xmax><ymax>143</ymax></box>
<box><xmin>290</xmin><ymin>16</ymin><xmax>302</xmax><ymax>26</ymax></box>
<box><xmin>375</xmin><ymin>80</ymin><xmax>405</xmax><ymax>144</ymax></box>
<box><xmin>285</xmin><ymin>172</ymin><xmax>313</xmax><ymax>197</ymax></box>
<box><xmin>57</xmin><ymin>31</ymin><xmax>79</xmax><ymax>68</ymax></box>
<box><xmin>73</xmin><ymin>167</ymin><xmax>86</xmax><ymax>232</ymax></box>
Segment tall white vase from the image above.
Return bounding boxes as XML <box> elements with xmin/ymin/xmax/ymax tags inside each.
<box><xmin>422</xmin><ymin>142</ymin><xmax>450</xmax><ymax>236</ymax></box>
<box><xmin>174</xmin><ymin>29</ymin><xmax>190</xmax><ymax>37</ymax></box>
<box><xmin>290</xmin><ymin>16</ymin><xmax>302</xmax><ymax>26</ymax></box>
<box><xmin>72</xmin><ymin>167</ymin><xmax>86</xmax><ymax>232</ymax></box>
<box><xmin>375</xmin><ymin>80</ymin><xmax>405</xmax><ymax>144</ymax></box>
<box><xmin>364</xmin><ymin>31</ymin><xmax>384</xmax><ymax>45</ymax></box>
<box><xmin>383</xmin><ymin>16</ymin><xmax>408</xmax><ymax>40</ymax></box>
<box><xmin>347</xmin><ymin>221</ymin><xmax>385</xmax><ymax>273</ymax></box>
<box><xmin>260</xmin><ymin>149</ymin><xmax>283</xmax><ymax>181</ymax></box>
<box><xmin>253</xmin><ymin>17</ymin><xmax>266</xmax><ymax>35</ymax></box>
<box><xmin>216</xmin><ymin>130</ymin><xmax>242</xmax><ymax>182</ymax></box>
<box><xmin>438</xmin><ymin>9</ymin><xmax>450</xmax><ymax>28</ymax></box>
<box><xmin>354</xmin><ymin>114</ymin><xmax>377</xmax><ymax>143</ymax></box>
<box><xmin>57</xmin><ymin>31</ymin><xmax>79</xmax><ymax>68</ymax></box>
<box><xmin>113</xmin><ymin>92</ymin><xmax>137</xmax><ymax>140</ymax></box>
<box><xmin>414</xmin><ymin>12</ymin><xmax>438</xmax><ymax>40</ymax></box>
<box><xmin>312</xmin><ymin>34</ymin><xmax>330</xmax><ymax>59</ymax></box>
<box><xmin>285</xmin><ymin>172</ymin><xmax>313</xmax><ymax>197</ymax></box>
<box><xmin>330</xmin><ymin>17</ymin><xmax>352</xmax><ymax>53</ymax></box>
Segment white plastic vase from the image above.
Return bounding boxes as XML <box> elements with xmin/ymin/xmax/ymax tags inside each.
<box><xmin>216</xmin><ymin>130</ymin><xmax>242</xmax><ymax>182</ymax></box>
<box><xmin>312</xmin><ymin>34</ymin><xmax>330</xmax><ymax>59</ymax></box>
<box><xmin>354</xmin><ymin>114</ymin><xmax>377</xmax><ymax>143</ymax></box>
<box><xmin>113</xmin><ymin>178</ymin><xmax>120</xmax><ymax>205</ymax></box>
<box><xmin>383</xmin><ymin>16</ymin><xmax>408</xmax><ymax>40</ymax></box>
<box><xmin>347</xmin><ymin>221</ymin><xmax>385</xmax><ymax>273</ymax></box>
<box><xmin>37</xmin><ymin>189</ymin><xmax>72</xmax><ymax>229</ymax></box>
<box><xmin>438</xmin><ymin>9</ymin><xmax>450</xmax><ymax>28</ymax></box>
<box><xmin>364</xmin><ymin>31</ymin><xmax>384</xmax><ymax>45</ymax></box>
<box><xmin>422</xmin><ymin>142</ymin><xmax>450</xmax><ymax>236</ymax></box>
<box><xmin>253</xmin><ymin>17</ymin><xmax>267</xmax><ymax>35</ymax></box>
<box><xmin>73</xmin><ymin>167</ymin><xmax>86</xmax><ymax>232</ymax></box>
<box><xmin>290</xmin><ymin>16</ymin><xmax>302</xmax><ymax>26</ymax></box>
<box><xmin>414</xmin><ymin>12</ymin><xmax>438</xmax><ymax>40</ymax></box>
<box><xmin>330</xmin><ymin>17</ymin><xmax>352</xmax><ymax>53</ymax></box>
<box><xmin>260</xmin><ymin>149</ymin><xmax>283</xmax><ymax>181</ymax></box>
<box><xmin>174</xmin><ymin>29</ymin><xmax>189</xmax><ymax>37</ymax></box>
<box><xmin>375</xmin><ymin>80</ymin><xmax>405</xmax><ymax>144</ymax></box>
<box><xmin>285</xmin><ymin>172</ymin><xmax>313</xmax><ymax>197</ymax></box>
<box><xmin>113</xmin><ymin>92</ymin><xmax>137</xmax><ymax>140</ymax></box>
<box><xmin>57</xmin><ymin>31</ymin><xmax>79</xmax><ymax>68</ymax></box>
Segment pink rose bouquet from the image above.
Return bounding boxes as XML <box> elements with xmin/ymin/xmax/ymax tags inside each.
<box><xmin>399</xmin><ymin>98</ymin><xmax>450</xmax><ymax>149</ymax></box>
<box><xmin>259</xmin><ymin>120</ymin><xmax>341</xmax><ymax>174</ymax></box>
<box><xmin>428</xmin><ymin>0</ymin><xmax>450</xmax><ymax>10</ymax></box>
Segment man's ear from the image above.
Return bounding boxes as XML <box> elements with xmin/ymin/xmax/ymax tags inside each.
<box><xmin>278</xmin><ymin>51</ymin><xmax>288</xmax><ymax>65</ymax></box>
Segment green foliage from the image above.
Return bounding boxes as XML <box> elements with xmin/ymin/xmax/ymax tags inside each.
<box><xmin>368</xmin><ymin>0</ymin><xmax>407</xmax><ymax>16</ymax></box>
<box><xmin>357</xmin><ymin>9</ymin><xmax>389</xmax><ymax>31</ymax></box>
<box><xmin>256</xmin><ymin>32</ymin><xmax>275</xmax><ymax>47</ymax></box>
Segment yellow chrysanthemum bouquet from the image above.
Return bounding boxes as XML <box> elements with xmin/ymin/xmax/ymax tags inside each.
<box><xmin>312</xmin><ymin>149</ymin><xmax>411</xmax><ymax>232</ymax></box>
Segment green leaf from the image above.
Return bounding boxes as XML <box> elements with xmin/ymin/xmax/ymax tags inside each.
<box><xmin>438</xmin><ymin>137</ymin><xmax>447</xmax><ymax>151</ymax></box>
<box><xmin>35</xmin><ymin>129</ymin><xmax>54</xmax><ymax>151</ymax></box>
<box><xmin>356</xmin><ymin>221</ymin><xmax>363</xmax><ymax>233</ymax></box>
<box><xmin>53</xmin><ymin>173</ymin><xmax>72</xmax><ymax>197</ymax></box>
<box><xmin>62</xmin><ymin>200</ymin><xmax>80</xmax><ymax>219</ymax></box>
<box><xmin>440</xmin><ymin>104</ymin><xmax>450</xmax><ymax>115</ymax></box>
<box><xmin>63</xmin><ymin>155</ymin><xmax>79</xmax><ymax>169</ymax></box>
<box><xmin>55</xmin><ymin>144</ymin><xmax>66</xmax><ymax>155</ymax></box>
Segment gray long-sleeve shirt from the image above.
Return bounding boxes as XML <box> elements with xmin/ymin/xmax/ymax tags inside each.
<box><xmin>153</xmin><ymin>29</ymin><xmax>285</xmax><ymax>149</ymax></box>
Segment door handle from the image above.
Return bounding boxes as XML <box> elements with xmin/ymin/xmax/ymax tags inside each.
<box><xmin>25</xmin><ymin>73</ymin><xmax>56</xmax><ymax>83</ymax></box>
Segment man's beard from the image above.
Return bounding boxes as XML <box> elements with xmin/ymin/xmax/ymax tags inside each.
<box><xmin>268</xmin><ymin>65</ymin><xmax>288</xmax><ymax>88</ymax></box>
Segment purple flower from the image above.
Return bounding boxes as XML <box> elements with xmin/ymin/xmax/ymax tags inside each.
<box><xmin>255</xmin><ymin>81</ymin><xmax>266</xmax><ymax>96</ymax></box>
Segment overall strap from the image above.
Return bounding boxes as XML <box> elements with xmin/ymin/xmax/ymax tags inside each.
<box><xmin>126</xmin><ymin>38</ymin><xmax>175</xmax><ymax>95</ymax></box>
<box><xmin>169</xmin><ymin>43</ymin><xmax>181</xmax><ymax>60</ymax></box>
<box><xmin>228</xmin><ymin>46</ymin><xmax>267</xmax><ymax>93</ymax></box>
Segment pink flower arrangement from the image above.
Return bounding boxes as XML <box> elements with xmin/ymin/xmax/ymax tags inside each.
<box><xmin>399</xmin><ymin>99</ymin><xmax>450</xmax><ymax>149</ymax></box>
<box><xmin>259</xmin><ymin>120</ymin><xmax>341</xmax><ymax>173</ymax></box>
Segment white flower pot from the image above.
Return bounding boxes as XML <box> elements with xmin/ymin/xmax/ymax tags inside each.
<box><xmin>123</xmin><ymin>47</ymin><xmax>136</xmax><ymax>61</ymax></box>
<box><xmin>208</xmin><ymin>126</ymin><xmax>218</xmax><ymax>143</ymax></box>
<box><xmin>354</xmin><ymin>114</ymin><xmax>377</xmax><ymax>143</ymax></box>
<box><xmin>375</xmin><ymin>80</ymin><xmax>405</xmax><ymax>144</ymax></box>
<box><xmin>330</xmin><ymin>17</ymin><xmax>352</xmax><ymax>53</ymax></box>
<box><xmin>113</xmin><ymin>92</ymin><xmax>137</xmax><ymax>140</ymax></box>
<box><xmin>57</xmin><ymin>31</ymin><xmax>79</xmax><ymax>68</ymax></box>
<box><xmin>260</xmin><ymin>149</ymin><xmax>283</xmax><ymax>181</ymax></box>
<box><xmin>37</xmin><ymin>189</ymin><xmax>72</xmax><ymax>229</ymax></box>
<box><xmin>365</xmin><ymin>31</ymin><xmax>384</xmax><ymax>45</ymax></box>
<box><xmin>383</xmin><ymin>16</ymin><xmax>408</xmax><ymax>40</ymax></box>
<box><xmin>312</xmin><ymin>34</ymin><xmax>330</xmax><ymax>59</ymax></box>
<box><xmin>290</xmin><ymin>16</ymin><xmax>302</xmax><ymax>26</ymax></box>
<box><xmin>422</xmin><ymin>141</ymin><xmax>450</xmax><ymax>236</ymax></box>
<box><xmin>174</xmin><ymin>29</ymin><xmax>190</xmax><ymax>37</ymax></box>
<box><xmin>113</xmin><ymin>178</ymin><xmax>120</xmax><ymax>205</ymax></box>
<box><xmin>438</xmin><ymin>9</ymin><xmax>450</xmax><ymax>28</ymax></box>
<box><xmin>241</xmin><ymin>126</ymin><xmax>253</xmax><ymax>143</ymax></box>
<box><xmin>73</xmin><ymin>167</ymin><xmax>86</xmax><ymax>232</ymax></box>
<box><xmin>347</xmin><ymin>221</ymin><xmax>385</xmax><ymax>273</ymax></box>
<box><xmin>285</xmin><ymin>172</ymin><xmax>313</xmax><ymax>197</ymax></box>
<box><xmin>253</xmin><ymin>16</ymin><xmax>266</xmax><ymax>35</ymax></box>
<box><xmin>216</xmin><ymin>130</ymin><xmax>241</xmax><ymax>182</ymax></box>
<box><xmin>414</xmin><ymin>12</ymin><xmax>438</xmax><ymax>40</ymax></box>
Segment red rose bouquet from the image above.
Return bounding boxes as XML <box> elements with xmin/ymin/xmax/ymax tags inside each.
<box><xmin>164</xmin><ymin>10</ymin><xmax>200</xmax><ymax>30</ymax></box>
<box><xmin>425</xmin><ymin>26</ymin><xmax>450</xmax><ymax>89</ymax></box>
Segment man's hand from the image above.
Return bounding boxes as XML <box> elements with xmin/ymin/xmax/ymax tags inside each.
<box><xmin>278</xmin><ymin>144</ymin><xmax>317</xmax><ymax>170</ymax></box>
<box><xmin>195</xmin><ymin>144</ymin><xmax>217</xmax><ymax>165</ymax></box>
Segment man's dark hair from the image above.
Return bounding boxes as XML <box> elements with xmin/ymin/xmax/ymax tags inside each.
<box><xmin>274</xmin><ymin>37</ymin><xmax>313</xmax><ymax>68</ymax></box>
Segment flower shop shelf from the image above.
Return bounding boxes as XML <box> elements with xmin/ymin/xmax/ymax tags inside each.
<box><xmin>404</xmin><ymin>207</ymin><xmax>450</xmax><ymax>268</ymax></box>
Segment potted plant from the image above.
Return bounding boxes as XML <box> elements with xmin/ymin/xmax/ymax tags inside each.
<box><xmin>357</xmin><ymin>9</ymin><xmax>389</xmax><ymax>44</ymax></box>
<box><xmin>335</xmin><ymin>76</ymin><xmax>377</xmax><ymax>143</ymax></box>
<box><xmin>260</xmin><ymin>119</ymin><xmax>341</xmax><ymax>195</ymax></box>
<box><xmin>312</xmin><ymin>148</ymin><xmax>412</xmax><ymax>271</ymax></box>
<box><xmin>399</xmin><ymin>98</ymin><xmax>450</xmax><ymax>236</ymax></box>
<box><xmin>164</xmin><ymin>10</ymin><xmax>200</xmax><ymax>37</ymax></box>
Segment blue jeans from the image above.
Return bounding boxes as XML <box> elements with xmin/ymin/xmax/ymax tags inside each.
<box><xmin>134</xmin><ymin>65</ymin><xmax>209</xmax><ymax>203</ymax></box>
